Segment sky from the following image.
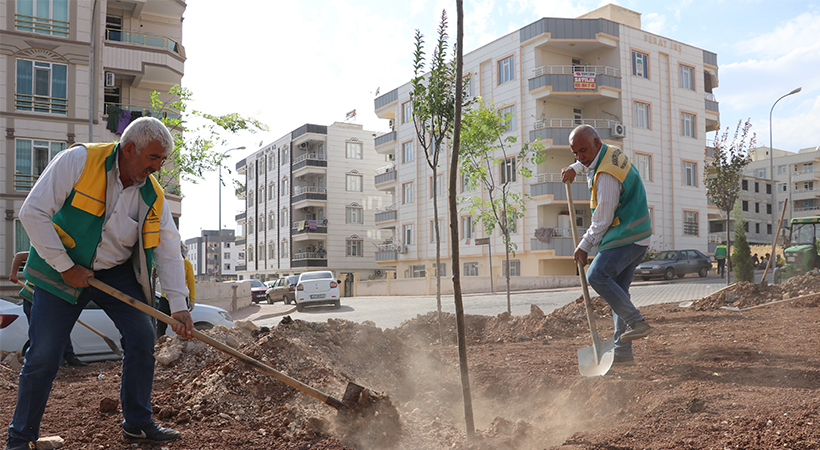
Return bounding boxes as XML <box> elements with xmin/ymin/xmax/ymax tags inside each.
<box><xmin>176</xmin><ymin>0</ymin><xmax>820</xmax><ymax>241</ymax></box>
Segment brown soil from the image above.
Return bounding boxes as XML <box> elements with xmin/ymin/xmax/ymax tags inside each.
<box><xmin>3</xmin><ymin>272</ymin><xmax>820</xmax><ymax>449</ymax></box>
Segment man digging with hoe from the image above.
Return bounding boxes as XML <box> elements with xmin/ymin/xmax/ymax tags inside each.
<box><xmin>4</xmin><ymin>117</ymin><xmax>193</xmax><ymax>450</ymax></box>
<box><xmin>561</xmin><ymin>124</ymin><xmax>655</xmax><ymax>368</ymax></box>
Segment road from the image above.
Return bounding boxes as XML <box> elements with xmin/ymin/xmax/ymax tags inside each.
<box><xmin>248</xmin><ymin>272</ymin><xmax>759</xmax><ymax>330</ymax></box>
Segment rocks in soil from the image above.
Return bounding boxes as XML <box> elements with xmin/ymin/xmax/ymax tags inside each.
<box><xmin>99</xmin><ymin>398</ymin><xmax>118</xmax><ymax>413</ymax></box>
<box><xmin>694</xmin><ymin>271</ymin><xmax>820</xmax><ymax>311</ymax></box>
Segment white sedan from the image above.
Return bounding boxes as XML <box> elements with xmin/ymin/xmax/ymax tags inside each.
<box><xmin>295</xmin><ymin>271</ymin><xmax>341</xmax><ymax>311</ymax></box>
<box><xmin>0</xmin><ymin>295</ymin><xmax>234</xmax><ymax>360</ymax></box>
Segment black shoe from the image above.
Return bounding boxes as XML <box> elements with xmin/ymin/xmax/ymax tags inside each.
<box><xmin>63</xmin><ymin>356</ymin><xmax>88</xmax><ymax>367</ymax></box>
<box><xmin>122</xmin><ymin>423</ymin><xmax>181</xmax><ymax>443</ymax></box>
<box><xmin>620</xmin><ymin>320</ymin><xmax>653</xmax><ymax>342</ymax></box>
<box><xmin>4</xmin><ymin>441</ymin><xmax>31</xmax><ymax>450</ymax></box>
<box><xmin>612</xmin><ymin>354</ymin><xmax>636</xmax><ymax>367</ymax></box>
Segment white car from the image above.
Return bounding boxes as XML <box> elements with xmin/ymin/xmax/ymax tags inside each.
<box><xmin>0</xmin><ymin>295</ymin><xmax>234</xmax><ymax>359</ymax></box>
<box><xmin>294</xmin><ymin>271</ymin><xmax>341</xmax><ymax>311</ymax></box>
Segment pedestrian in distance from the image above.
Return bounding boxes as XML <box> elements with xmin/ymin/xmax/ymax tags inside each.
<box><xmin>751</xmin><ymin>253</ymin><xmax>760</xmax><ymax>268</ymax></box>
<box><xmin>561</xmin><ymin>125</ymin><xmax>654</xmax><ymax>368</ymax></box>
<box><xmin>5</xmin><ymin>117</ymin><xmax>193</xmax><ymax>450</ymax></box>
<box><xmin>715</xmin><ymin>242</ymin><xmax>727</xmax><ymax>277</ymax></box>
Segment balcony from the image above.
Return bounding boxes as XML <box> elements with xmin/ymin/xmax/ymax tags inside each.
<box><xmin>292</xmin><ymin>220</ymin><xmax>328</xmax><ymax>237</ymax></box>
<box><xmin>15</xmin><ymin>93</ymin><xmax>67</xmax><ymax>115</ymax></box>
<box><xmin>375</xmin><ymin>205</ymin><xmax>398</xmax><ymax>225</ymax></box>
<box><xmin>705</xmin><ymin>93</ymin><xmax>719</xmax><ymax>132</ymax></box>
<box><xmin>103</xmin><ymin>29</ymin><xmax>184</xmax><ymax>88</ymax></box>
<box><xmin>375</xmin><ymin>165</ymin><xmax>398</xmax><ymax>189</ymax></box>
<box><xmin>375</xmin><ymin>131</ymin><xmax>397</xmax><ymax>153</ymax></box>
<box><xmin>235</xmin><ymin>211</ymin><xmax>246</xmax><ymax>221</ymax></box>
<box><xmin>792</xmin><ymin>187</ymin><xmax>817</xmax><ymax>201</ymax></box>
<box><xmin>520</xmin><ymin>17</ymin><xmax>619</xmax><ymax>51</ymax></box>
<box><xmin>376</xmin><ymin>243</ymin><xmax>399</xmax><ymax>262</ymax></box>
<box><xmin>292</xmin><ymin>251</ymin><xmax>328</xmax><ymax>268</ymax></box>
<box><xmin>792</xmin><ymin>167</ymin><xmax>816</xmax><ymax>181</ymax></box>
<box><xmin>13</xmin><ymin>173</ymin><xmax>38</xmax><ymax>192</ymax></box>
<box><xmin>106</xmin><ymin>29</ymin><xmax>183</xmax><ymax>55</ymax></box>
<box><xmin>292</xmin><ymin>151</ymin><xmax>328</xmax><ymax>175</ymax></box>
<box><xmin>374</xmin><ymin>88</ymin><xmax>399</xmax><ymax>118</ymax></box>
<box><xmin>15</xmin><ymin>13</ymin><xmax>69</xmax><ymax>36</ymax></box>
<box><xmin>531</xmin><ymin>173</ymin><xmax>590</xmax><ymax>200</ymax></box>
<box><xmin>528</xmin><ymin>66</ymin><xmax>621</xmax><ymax>102</ymax></box>
<box><xmin>235</xmin><ymin>239</ymin><xmax>246</xmax><ymax>247</ymax></box>
<box><xmin>292</xmin><ymin>186</ymin><xmax>328</xmax><ymax>205</ymax></box>
<box><xmin>530</xmin><ymin>118</ymin><xmax>615</xmax><ymax>146</ymax></box>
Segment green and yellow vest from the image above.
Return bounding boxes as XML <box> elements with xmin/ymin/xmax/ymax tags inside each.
<box><xmin>589</xmin><ymin>143</ymin><xmax>652</xmax><ymax>251</ymax></box>
<box><xmin>24</xmin><ymin>143</ymin><xmax>164</xmax><ymax>304</ymax></box>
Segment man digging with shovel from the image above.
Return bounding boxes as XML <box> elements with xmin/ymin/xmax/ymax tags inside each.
<box><xmin>561</xmin><ymin>125</ymin><xmax>654</xmax><ymax>368</ymax></box>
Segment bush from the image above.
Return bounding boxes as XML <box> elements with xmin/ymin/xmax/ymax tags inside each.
<box><xmin>732</xmin><ymin>211</ymin><xmax>755</xmax><ymax>282</ymax></box>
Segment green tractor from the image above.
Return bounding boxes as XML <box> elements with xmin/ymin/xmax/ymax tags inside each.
<box><xmin>775</xmin><ymin>216</ymin><xmax>820</xmax><ymax>283</ymax></box>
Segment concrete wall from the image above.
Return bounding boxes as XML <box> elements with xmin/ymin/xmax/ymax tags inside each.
<box><xmin>353</xmin><ymin>274</ymin><xmax>579</xmax><ymax>297</ymax></box>
<box><xmin>194</xmin><ymin>282</ymin><xmax>253</xmax><ymax>312</ymax></box>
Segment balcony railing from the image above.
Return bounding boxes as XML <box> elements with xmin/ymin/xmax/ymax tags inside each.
<box><xmin>375</xmin><ymin>131</ymin><xmax>397</xmax><ymax>147</ymax></box>
<box><xmin>292</xmin><ymin>220</ymin><xmax>328</xmax><ymax>234</ymax></box>
<box><xmin>705</xmin><ymin>93</ymin><xmax>717</xmax><ymax>102</ymax></box>
<box><xmin>15</xmin><ymin>94</ymin><xmax>67</xmax><ymax>115</ymax></box>
<box><xmin>293</xmin><ymin>251</ymin><xmax>327</xmax><ymax>260</ymax></box>
<box><xmin>15</xmin><ymin>14</ymin><xmax>69</xmax><ymax>36</ymax></box>
<box><xmin>376</xmin><ymin>204</ymin><xmax>397</xmax><ymax>214</ymax></box>
<box><xmin>793</xmin><ymin>168</ymin><xmax>815</xmax><ymax>176</ymax></box>
<box><xmin>532</xmin><ymin>65</ymin><xmax>620</xmax><ymax>77</ymax></box>
<box><xmin>293</xmin><ymin>151</ymin><xmax>327</xmax><ymax>165</ymax></box>
<box><xmin>13</xmin><ymin>173</ymin><xmax>38</xmax><ymax>191</ymax></box>
<box><xmin>105</xmin><ymin>29</ymin><xmax>182</xmax><ymax>54</ymax></box>
<box><xmin>293</xmin><ymin>186</ymin><xmax>327</xmax><ymax>196</ymax></box>
<box><xmin>533</xmin><ymin>172</ymin><xmax>588</xmax><ymax>183</ymax></box>
<box><xmin>375</xmin><ymin>167</ymin><xmax>398</xmax><ymax>185</ymax></box>
<box><xmin>104</xmin><ymin>103</ymin><xmax>181</xmax><ymax>121</ymax></box>
<box><xmin>794</xmin><ymin>188</ymin><xmax>815</xmax><ymax>194</ymax></box>
<box><xmin>375</xmin><ymin>208</ymin><xmax>398</xmax><ymax>223</ymax></box>
<box><xmin>533</xmin><ymin>118</ymin><xmax>617</xmax><ymax>130</ymax></box>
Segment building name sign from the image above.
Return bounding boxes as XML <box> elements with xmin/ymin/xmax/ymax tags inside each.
<box><xmin>643</xmin><ymin>33</ymin><xmax>683</xmax><ymax>53</ymax></box>
<box><xmin>574</xmin><ymin>72</ymin><xmax>596</xmax><ymax>90</ymax></box>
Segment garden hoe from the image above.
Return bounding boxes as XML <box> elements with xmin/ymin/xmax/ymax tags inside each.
<box><xmin>566</xmin><ymin>182</ymin><xmax>615</xmax><ymax>376</ymax></box>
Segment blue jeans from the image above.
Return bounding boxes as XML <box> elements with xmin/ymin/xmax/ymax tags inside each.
<box><xmin>587</xmin><ymin>243</ymin><xmax>647</xmax><ymax>357</ymax></box>
<box><xmin>7</xmin><ymin>264</ymin><xmax>156</xmax><ymax>446</ymax></box>
<box><xmin>22</xmin><ymin>298</ymin><xmax>77</xmax><ymax>361</ymax></box>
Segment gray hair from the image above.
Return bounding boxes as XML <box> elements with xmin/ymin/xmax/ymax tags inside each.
<box><xmin>569</xmin><ymin>124</ymin><xmax>601</xmax><ymax>143</ymax></box>
<box><xmin>121</xmin><ymin>117</ymin><xmax>174</xmax><ymax>155</ymax></box>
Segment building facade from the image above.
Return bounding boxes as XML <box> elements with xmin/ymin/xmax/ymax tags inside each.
<box><xmin>1</xmin><ymin>0</ymin><xmax>186</xmax><ymax>284</ymax></box>
<box><xmin>185</xmin><ymin>229</ymin><xmax>240</xmax><ymax>282</ymax></box>
<box><xmin>372</xmin><ymin>4</ymin><xmax>719</xmax><ymax>279</ymax></box>
<box><xmin>235</xmin><ymin>121</ymin><xmax>391</xmax><ymax>282</ymax></box>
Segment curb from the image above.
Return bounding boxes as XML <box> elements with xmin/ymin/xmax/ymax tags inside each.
<box><xmin>243</xmin><ymin>306</ymin><xmax>298</xmax><ymax>323</ymax></box>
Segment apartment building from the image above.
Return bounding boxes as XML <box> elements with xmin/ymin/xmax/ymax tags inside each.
<box><xmin>185</xmin><ymin>229</ymin><xmax>241</xmax><ymax>282</ymax></box>
<box><xmin>235</xmin><ymin>121</ymin><xmax>392</xmax><ymax>282</ymax></box>
<box><xmin>1</xmin><ymin>0</ymin><xmax>186</xmax><ymax>283</ymax></box>
<box><xmin>708</xmin><ymin>145</ymin><xmax>820</xmax><ymax>251</ymax></box>
<box><xmin>372</xmin><ymin>4</ymin><xmax>718</xmax><ymax>279</ymax></box>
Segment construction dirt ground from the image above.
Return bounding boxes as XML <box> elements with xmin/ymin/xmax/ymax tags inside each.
<box><xmin>3</xmin><ymin>271</ymin><xmax>820</xmax><ymax>449</ymax></box>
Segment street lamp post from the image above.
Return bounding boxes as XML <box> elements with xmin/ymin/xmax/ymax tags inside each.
<box><xmin>769</xmin><ymin>87</ymin><xmax>801</xmax><ymax>243</ymax></box>
<box><xmin>218</xmin><ymin>146</ymin><xmax>246</xmax><ymax>281</ymax></box>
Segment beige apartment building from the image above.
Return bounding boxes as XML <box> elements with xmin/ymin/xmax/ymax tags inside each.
<box><xmin>235</xmin><ymin>121</ymin><xmax>392</xmax><ymax>283</ymax></box>
<box><xmin>1</xmin><ymin>0</ymin><xmax>186</xmax><ymax>289</ymax></box>
<box><xmin>372</xmin><ymin>4</ymin><xmax>719</xmax><ymax>280</ymax></box>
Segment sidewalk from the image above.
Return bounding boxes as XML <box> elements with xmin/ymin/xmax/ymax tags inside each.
<box><xmin>230</xmin><ymin>303</ymin><xmax>296</xmax><ymax>323</ymax></box>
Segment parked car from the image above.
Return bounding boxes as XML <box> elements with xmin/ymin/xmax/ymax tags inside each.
<box><xmin>234</xmin><ymin>279</ymin><xmax>268</xmax><ymax>303</ymax></box>
<box><xmin>294</xmin><ymin>271</ymin><xmax>341</xmax><ymax>311</ymax></box>
<box><xmin>265</xmin><ymin>275</ymin><xmax>298</xmax><ymax>304</ymax></box>
<box><xmin>0</xmin><ymin>295</ymin><xmax>234</xmax><ymax>359</ymax></box>
<box><xmin>635</xmin><ymin>249</ymin><xmax>712</xmax><ymax>280</ymax></box>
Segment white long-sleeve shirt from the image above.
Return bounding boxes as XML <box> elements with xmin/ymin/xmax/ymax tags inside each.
<box><xmin>570</xmin><ymin>152</ymin><xmax>650</xmax><ymax>253</ymax></box>
<box><xmin>19</xmin><ymin>145</ymin><xmax>189</xmax><ymax>313</ymax></box>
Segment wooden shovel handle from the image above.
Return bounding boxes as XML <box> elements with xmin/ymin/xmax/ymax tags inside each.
<box><xmin>87</xmin><ymin>277</ymin><xmax>345</xmax><ymax>410</ymax></box>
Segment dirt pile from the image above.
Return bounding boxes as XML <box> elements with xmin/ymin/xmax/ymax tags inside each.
<box><xmin>694</xmin><ymin>270</ymin><xmax>820</xmax><ymax>310</ymax></box>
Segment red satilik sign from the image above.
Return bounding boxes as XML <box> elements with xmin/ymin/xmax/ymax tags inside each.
<box><xmin>574</xmin><ymin>72</ymin><xmax>596</xmax><ymax>90</ymax></box>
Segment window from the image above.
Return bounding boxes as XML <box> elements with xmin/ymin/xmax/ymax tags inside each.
<box><xmin>281</xmin><ymin>178</ymin><xmax>288</xmax><ymax>195</ymax></box>
<box><xmin>741</xmin><ymin>179</ymin><xmax>748</xmax><ymax>190</ymax></box>
<box><xmin>767</xmin><ymin>224</ymin><xmax>772</xmax><ymax>234</ymax></box>
<box><xmin>402</xmin><ymin>141</ymin><xmax>414</xmax><ymax>163</ymax></box>
<box><xmin>402</xmin><ymin>182</ymin><xmax>414</xmax><ymax>204</ymax></box>
<box><xmin>16</xmin><ymin>59</ymin><xmax>67</xmax><ymax>114</ymax></box>
<box><xmin>431</xmin><ymin>174</ymin><xmax>443</xmax><ymax>198</ymax></box>
<box><xmin>502</xmin><ymin>260</ymin><xmax>521</xmax><ymax>277</ymax></box>
<box><xmin>410</xmin><ymin>265</ymin><xmax>426</xmax><ymax>278</ymax></box>
<box><xmin>635</xmin><ymin>153</ymin><xmax>651</xmax><ymax>181</ymax></box>
<box><xmin>224</xmin><ymin>263</ymin><xmax>231</xmax><ymax>270</ymax></box>
<box><xmin>248</xmin><ymin>219</ymin><xmax>253</xmax><ymax>234</ymax></box>
<box><xmin>225</xmin><ymin>243</ymin><xmax>231</xmax><ymax>248</ymax></box>
<box><xmin>269</xmin><ymin>213</ymin><xmax>275</xmax><ymax>229</ymax></box>
<box><xmin>463</xmin><ymin>75</ymin><xmax>473</xmax><ymax>97</ymax></box>
<box><xmin>767</xmin><ymin>204</ymin><xmax>772</xmax><ymax>214</ymax></box>
<box><xmin>346</xmin><ymin>141</ymin><xmax>363</xmax><ymax>159</ymax></box>
<box><xmin>14</xmin><ymin>220</ymin><xmax>30</xmax><ymax>253</ymax></box>
<box><xmin>779</xmin><ymin>201</ymin><xmax>784</xmax><ymax>211</ymax></box>
<box><xmin>346</xmin><ymin>174</ymin><xmax>363</xmax><ymax>192</ymax></box>
<box><xmin>498</xmin><ymin>55</ymin><xmax>515</xmax><ymax>85</ymax></box>
<box><xmin>461</xmin><ymin>171</ymin><xmax>475</xmax><ymax>192</ymax></box>
<box><xmin>501</xmin><ymin>210</ymin><xmax>518</xmax><ymax>234</ymax></box>
<box><xmin>16</xmin><ymin>0</ymin><xmax>69</xmax><ymax>36</ymax></box>
<box><xmin>632</xmin><ymin>51</ymin><xmax>649</xmax><ymax>78</ymax></box>
<box><xmin>268</xmin><ymin>183</ymin><xmax>274</xmax><ymax>200</ymax></box>
<box><xmin>573</xmin><ymin>108</ymin><xmax>583</xmax><ymax>125</ymax></box>
<box><xmin>634</xmin><ymin>102</ymin><xmax>650</xmax><ymax>129</ymax></box>
<box><xmin>755</xmin><ymin>222</ymin><xmax>761</xmax><ymax>234</ymax></box>
<box><xmin>15</xmin><ymin>139</ymin><xmax>65</xmax><ymax>191</ymax></box>
<box><xmin>778</xmin><ymin>164</ymin><xmax>787</xmax><ymax>175</ymax></box>
<box><xmin>346</xmin><ymin>239</ymin><xmax>363</xmax><ymax>257</ymax></box>
<box><xmin>679</xmin><ymin>65</ymin><xmax>694</xmax><ymax>90</ymax></box>
<box><xmin>461</xmin><ymin>216</ymin><xmax>473</xmax><ymax>239</ymax></box>
<box><xmin>681</xmin><ymin>112</ymin><xmax>696</xmax><ymax>138</ymax></box>
<box><xmin>744</xmin><ymin>222</ymin><xmax>749</xmax><ymax>233</ymax></box>
<box><xmin>280</xmin><ymin>209</ymin><xmax>287</xmax><ymax>225</ymax></box>
<box><xmin>433</xmin><ymin>263</ymin><xmax>446</xmax><ymax>277</ymax></box>
<box><xmin>238</xmin><ymin>252</ymin><xmax>245</xmax><ymax>260</ymax></box>
<box><xmin>683</xmin><ymin>161</ymin><xmax>697</xmax><ymax>187</ymax></box>
<box><xmin>464</xmin><ymin>262</ymin><xmax>479</xmax><ymax>276</ymax></box>
<box><xmin>269</xmin><ymin>243</ymin><xmax>275</xmax><ymax>259</ymax></box>
<box><xmin>499</xmin><ymin>105</ymin><xmax>515</xmax><ymax>131</ymax></box>
<box><xmin>501</xmin><ymin>157</ymin><xmax>516</xmax><ymax>184</ymax></box>
<box><xmin>281</xmin><ymin>147</ymin><xmax>288</xmax><ymax>165</ymax></box>
<box><xmin>754</xmin><ymin>182</ymin><xmax>760</xmax><ymax>193</ymax></box>
<box><xmin>280</xmin><ymin>242</ymin><xmax>288</xmax><ymax>258</ymax></box>
<box><xmin>742</xmin><ymin>200</ymin><xmax>749</xmax><ymax>212</ymax></box>
<box><xmin>402</xmin><ymin>101</ymin><xmax>412</xmax><ymax>123</ymax></box>
<box><xmin>258</xmin><ymin>244</ymin><xmax>265</xmax><ymax>260</ymax></box>
<box><xmin>259</xmin><ymin>215</ymin><xmax>265</xmax><ymax>231</ymax></box>
<box><xmin>430</xmin><ymin>219</ymin><xmax>444</xmax><ymax>243</ymax></box>
<box><xmin>403</xmin><ymin>224</ymin><xmax>414</xmax><ymax>246</ymax></box>
<box><xmin>683</xmin><ymin>211</ymin><xmax>699</xmax><ymax>236</ymax></box>
<box><xmin>778</xmin><ymin>183</ymin><xmax>787</xmax><ymax>192</ymax></box>
<box><xmin>757</xmin><ymin>168</ymin><xmax>767</xmax><ymax>178</ymax></box>
<box><xmin>755</xmin><ymin>202</ymin><xmax>760</xmax><ymax>214</ymax></box>
<box><xmin>346</xmin><ymin>206</ymin><xmax>363</xmax><ymax>224</ymax></box>
<box><xmin>268</xmin><ymin>154</ymin><xmax>275</xmax><ymax>170</ymax></box>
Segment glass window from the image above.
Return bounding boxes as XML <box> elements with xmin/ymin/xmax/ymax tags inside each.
<box><xmin>464</xmin><ymin>262</ymin><xmax>479</xmax><ymax>276</ymax></box>
<box><xmin>502</xmin><ymin>259</ymin><xmax>521</xmax><ymax>277</ymax></box>
<box><xmin>430</xmin><ymin>220</ymin><xmax>444</xmax><ymax>243</ymax></box>
<box><xmin>431</xmin><ymin>174</ymin><xmax>443</xmax><ymax>198</ymax></box>
<box><xmin>742</xmin><ymin>200</ymin><xmax>749</xmax><ymax>211</ymax></box>
<box><xmin>403</xmin><ymin>224</ymin><xmax>414</xmax><ymax>246</ymax></box>
<box><xmin>463</xmin><ymin>75</ymin><xmax>473</xmax><ymax>97</ymax></box>
<box><xmin>346</xmin><ymin>206</ymin><xmax>363</xmax><ymax>224</ymax></box>
<box><xmin>15</xmin><ymin>220</ymin><xmax>30</xmax><ymax>253</ymax></box>
<box><xmin>679</xmin><ymin>65</ymin><xmax>694</xmax><ymax>90</ymax></box>
<box><xmin>778</xmin><ymin>165</ymin><xmax>787</xmax><ymax>174</ymax></box>
<box><xmin>681</xmin><ymin>112</ymin><xmax>696</xmax><ymax>138</ymax></box>
<box><xmin>742</xmin><ymin>179</ymin><xmax>748</xmax><ymax>190</ymax></box>
<box><xmin>346</xmin><ymin>240</ymin><xmax>363</xmax><ymax>257</ymax></box>
<box><xmin>632</xmin><ymin>51</ymin><xmax>648</xmax><ymax>78</ymax></box>
<box><xmin>433</xmin><ymin>263</ymin><xmax>446</xmax><ymax>277</ymax></box>
<box><xmin>411</xmin><ymin>265</ymin><xmax>426</xmax><ymax>278</ymax></box>
<box><xmin>683</xmin><ymin>211</ymin><xmax>699</xmax><ymax>236</ymax></box>
<box><xmin>280</xmin><ymin>209</ymin><xmax>287</xmax><ymax>225</ymax></box>
<box><xmin>280</xmin><ymin>242</ymin><xmax>288</xmax><ymax>258</ymax></box>
<box><xmin>281</xmin><ymin>147</ymin><xmax>288</xmax><ymax>165</ymax></box>
<box><xmin>461</xmin><ymin>216</ymin><xmax>473</xmax><ymax>239</ymax></box>
<box><xmin>16</xmin><ymin>0</ymin><xmax>69</xmax><ymax>36</ymax></box>
<box><xmin>683</xmin><ymin>161</ymin><xmax>697</xmax><ymax>187</ymax></box>
<box><xmin>756</xmin><ymin>168</ymin><xmax>767</xmax><ymax>178</ymax></box>
<box><xmin>635</xmin><ymin>153</ymin><xmax>651</xmax><ymax>181</ymax></box>
<box><xmin>280</xmin><ymin>178</ymin><xmax>288</xmax><ymax>195</ymax></box>
<box><xmin>461</xmin><ymin>171</ymin><xmax>475</xmax><ymax>192</ymax></box>
<box><xmin>16</xmin><ymin>59</ymin><xmax>67</xmax><ymax>114</ymax></box>
<box><xmin>15</xmin><ymin>139</ymin><xmax>65</xmax><ymax>191</ymax></box>
<box><xmin>346</xmin><ymin>174</ymin><xmax>362</xmax><ymax>192</ymax></box>
<box><xmin>634</xmin><ymin>102</ymin><xmax>650</xmax><ymax>129</ymax></box>
<box><xmin>498</xmin><ymin>55</ymin><xmax>515</xmax><ymax>85</ymax></box>
<box><xmin>403</xmin><ymin>182</ymin><xmax>414</xmax><ymax>204</ymax></box>
<box><xmin>402</xmin><ymin>141</ymin><xmax>414</xmax><ymax>163</ymax></box>
<box><xmin>269</xmin><ymin>213</ymin><xmax>275</xmax><ymax>229</ymax></box>
<box><xmin>402</xmin><ymin>101</ymin><xmax>412</xmax><ymax>123</ymax></box>
<box><xmin>346</xmin><ymin>141</ymin><xmax>363</xmax><ymax>159</ymax></box>
<box><xmin>501</xmin><ymin>157</ymin><xmax>516</xmax><ymax>184</ymax></box>
<box><xmin>499</xmin><ymin>105</ymin><xmax>515</xmax><ymax>131</ymax></box>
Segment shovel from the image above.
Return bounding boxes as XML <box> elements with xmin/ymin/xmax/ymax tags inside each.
<box><xmin>566</xmin><ymin>182</ymin><xmax>615</xmax><ymax>376</ymax></box>
<box><xmin>17</xmin><ymin>280</ymin><xmax>122</xmax><ymax>356</ymax></box>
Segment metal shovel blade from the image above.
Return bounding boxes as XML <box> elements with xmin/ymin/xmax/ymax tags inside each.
<box><xmin>577</xmin><ymin>335</ymin><xmax>615</xmax><ymax>377</ymax></box>
<box><xmin>721</xmin><ymin>306</ymin><xmax>744</xmax><ymax>312</ymax></box>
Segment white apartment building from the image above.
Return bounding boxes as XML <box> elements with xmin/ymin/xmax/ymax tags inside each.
<box><xmin>185</xmin><ymin>229</ymin><xmax>241</xmax><ymax>282</ymax></box>
<box><xmin>372</xmin><ymin>4</ymin><xmax>718</xmax><ymax>279</ymax></box>
<box><xmin>1</xmin><ymin>0</ymin><xmax>186</xmax><ymax>287</ymax></box>
<box><xmin>235</xmin><ymin>121</ymin><xmax>391</xmax><ymax>283</ymax></box>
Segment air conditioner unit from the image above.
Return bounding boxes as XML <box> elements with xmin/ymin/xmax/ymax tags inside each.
<box><xmin>387</xmin><ymin>153</ymin><xmax>395</xmax><ymax>161</ymax></box>
<box><xmin>388</xmin><ymin>119</ymin><xmax>395</xmax><ymax>129</ymax></box>
<box><xmin>611</xmin><ymin>123</ymin><xmax>626</xmax><ymax>138</ymax></box>
<box><xmin>399</xmin><ymin>245</ymin><xmax>408</xmax><ymax>254</ymax></box>
<box><xmin>299</xmin><ymin>142</ymin><xmax>308</xmax><ymax>149</ymax></box>
<box><xmin>104</xmin><ymin>72</ymin><xmax>115</xmax><ymax>87</ymax></box>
